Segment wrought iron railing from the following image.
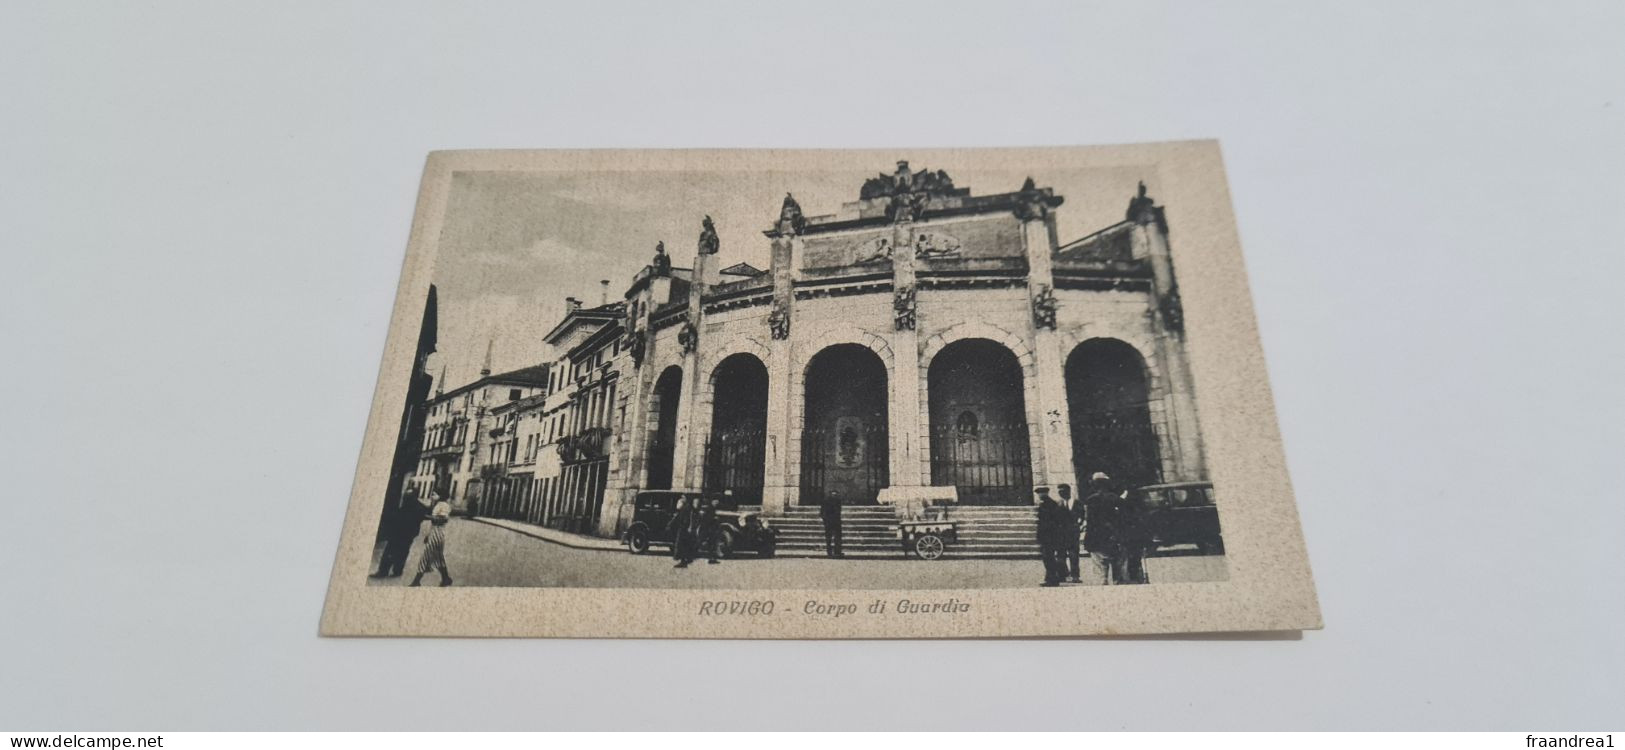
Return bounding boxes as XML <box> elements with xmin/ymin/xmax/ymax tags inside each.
<box><xmin>928</xmin><ymin>422</ymin><xmax>1033</xmax><ymax>505</ymax></box>
<box><xmin>799</xmin><ymin>424</ymin><xmax>890</xmax><ymax>504</ymax></box>
<box><xmin>702</xmin><ymin>427</ymin><xmax>766</xmax><ymax>505</ymax></box>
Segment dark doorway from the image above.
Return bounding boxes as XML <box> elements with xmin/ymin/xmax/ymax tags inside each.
<box><xmin>800</xmin><ymin>344</ymin><xmax>889</xmax><ymax>504</ymax></box>
<box><xmin>647</xmin><ymin>365</ymin><xmax>683</xmax><ymax>490</ymax></box>
<box><xmin>704</xmin><ymin>353</ymin><xmax>768</xmax><ymax>505</ymax></box>
<box><xmin>1066</xmin><ymin>338</ymin><xmax>1161</xmax><ymax>489</ymax></box>
<box><xmin>928</xmin><ymin>338</ymin><xmax>1033</xmax><ymax>504</ymax></box>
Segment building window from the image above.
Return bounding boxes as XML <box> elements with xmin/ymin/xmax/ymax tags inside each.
<box><xmin>510</xmin><ymin>388</ymin><xmax>522</xmax><ymax>401</ymax></box>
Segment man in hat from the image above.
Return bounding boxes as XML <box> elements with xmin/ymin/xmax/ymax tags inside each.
<box><xmin>372</xmin><ymin>482</ymin><xmax>427</xmax><ymax>578</ymax></box>
<box><xmin>1116</xmin><ymin>484</ymin><xmax>1152</xmax><ymax>585</ymax></box>
<box><xmin>1035</xmin><ymin>486</ymin><xmax>1070</xmax><ymax>587</ymax></box>
<box><xmin>668</xmin><ymin>495</ymin><xmax>700</xmax><ymax>569</ymax></box>
<box><xmin>1082</xmin><ymin>471</ymin><xmax>1123</xmax><ymax>584</ymax></box>
<box><xmin>1058</xmin><ymin>482</ymin><xmax>1083</xmax><ymax>583</ymax></box>
<box><xmin>698</xmin><ymin>495</ymin><xmax>724</xmax><ymax>565</ymax></box>
<box><xmin>820</xmin><ymin>490</ymin><xmax>844</xmax><ymax>558</ymax></box>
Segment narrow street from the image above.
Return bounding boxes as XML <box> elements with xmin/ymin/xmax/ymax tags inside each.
<box><xmin>368</xmin><ymin>519</ymin><xmax>1228</xmax><ymax>589</ymax></box>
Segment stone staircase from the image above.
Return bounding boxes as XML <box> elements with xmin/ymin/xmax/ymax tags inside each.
<box><xmin>771</xmin><ymin>504</ymin><xmax>1042</xmax><ymax>559</ymax></box>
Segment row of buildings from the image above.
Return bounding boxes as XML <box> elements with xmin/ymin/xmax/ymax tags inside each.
<box><xmin>395</xmin><ymin>162</ymin><xmax>1211</xmax><ymax>539</ymax></box>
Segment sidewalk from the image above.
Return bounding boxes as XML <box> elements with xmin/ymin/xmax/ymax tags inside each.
<box><xmin>470</xmin><ymin>516</ymin><xmax>623</xmax><ymax>551</ymax></box>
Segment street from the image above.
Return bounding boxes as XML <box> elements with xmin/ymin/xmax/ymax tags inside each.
<box><xmin>368</xmin><ymin>519</ymin><xmax>1228</xmax><ymax>589</ymax></box>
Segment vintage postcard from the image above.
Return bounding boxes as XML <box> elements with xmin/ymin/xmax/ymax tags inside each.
<box><xmin>320</xmin><ymin>143</ymin><xmax>1321</xmax><ymax>638</ymax></box>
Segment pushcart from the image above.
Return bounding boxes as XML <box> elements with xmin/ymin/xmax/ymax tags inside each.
<box><xmin>897</xmin><ymin>515</ymin><xmax>958</xmax><ymax>560</ymax></box>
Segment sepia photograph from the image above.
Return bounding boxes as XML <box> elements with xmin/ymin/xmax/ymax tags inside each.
<box><xmin>319</xmin><ymin>144</ymin><xmax>1320</xmax><ymax>638</ymax></box>
<box><xmin>371</xmin><ymin>159</ymin><xmax>1224</xmax><ymax>591</ymax></box>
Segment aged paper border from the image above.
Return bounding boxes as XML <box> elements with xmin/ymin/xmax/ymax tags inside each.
<box><xmin>319</xmin><ymin>142</ymin><xmax>1322</xmax><ymax>638</ymax></box>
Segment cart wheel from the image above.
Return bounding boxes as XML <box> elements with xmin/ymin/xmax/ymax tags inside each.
<box><xmin>914</xmin><ymin>533</ymin><xmax>945</xmax><ymax>560</ymax></box>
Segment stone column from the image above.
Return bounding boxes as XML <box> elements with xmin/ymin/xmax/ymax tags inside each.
<box><xmin>598</xmin><ymin>280</ymin><xmax>658</xmax><ymax>537</ymax></box>
<box><xmin>673</xmin><ymin>220</ymin><xmax>721</xmax><ymax>490</ymax></box>
<box><xmin>671</xmin><ymin>288</ymin><xmax>710</xmax><ymax>489</ymax></box>
<box><xmin>762</xmin><ymin>232</ymin><xmax>797</xmax><ymax>514</ymax></box>
<box><xmin>1129</xmin><ymin>188</ymin><xmax>1207</xmax><ymax>481</ymax></box>
<box><xmin>1018</xmin><ymin>182</ymin><xmax>1077</xmax><ymax>494</ymax></box>
<box><xmin>887</xmin><ymin>221</ymin><xmax>925</xmax><ymax>491</ymax></box>
<box><xmin>622</xmin><ymin>272</ymin><xmax>672</xmax><ymax>488</ymax></box>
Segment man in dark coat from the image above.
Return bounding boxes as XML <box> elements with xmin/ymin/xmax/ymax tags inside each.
<box><xmin>1058</xmin><ymin>483</ymin><xmax>1083</xmax><ymax>583</ymax></box>
<box><xmin>668</xmin><ymin>496</ymin><xmax>700</xmax><ymax>568</ymax></box>
<box><xmin>820</xmin><ymin>490</ymin><xmax>844</xmax><ymax>558</ymax></box>
<box><xmin>371</xmin><ymin>483</ymin><xmax>427</xmax><ymax>578</ymax></box>
<box><xmin>1082</xmin><ymin>472</ymin><xmax>1123</xmax><ymax>584</ymax></box>
<box><xmin>1035</xmin><ymin>486</ymin><xmax>1070</xmax><ymax>587</ymax></box>
<box><xmin>698</xmin><ymin>495</ymin><xmax>723</xmax><ymax>565</ymax></box>
<box><xmin>1115</xmin><ymin>488</ymin><xmax>1151</xmax><ymax>584</ymax></box>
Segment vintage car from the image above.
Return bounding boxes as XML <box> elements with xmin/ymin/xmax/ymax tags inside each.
<box><xmin>1134</xmin><ymin>481</ymin><xmax>1225</xmax><ymax>555</ymax></box>
<box><xmin>620</xmin><ymin>489</ymin><xmax>778</xmax><ymax>558</ymax></box>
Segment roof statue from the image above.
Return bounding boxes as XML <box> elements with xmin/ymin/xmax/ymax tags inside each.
<box><xmin>775</xmin><ymin>193</ymin><xmax>807</xmax><ymax>236</ymax></box>
<box><xmin>652</xmin><ymin>240</ymin><xmax>671</xmax><ymax>275</ymax></box>
<box><xmin>1125</xmin><ymin>180</ymin><xmax>1166</xmax><ymax>231</ymax></box>
<box><xmin>860</xmin><ymin>160</ymin><xmax>957</xmax><ymax>201</ymax></box>
<box><xmin>1126</xmin><ymin>181</ymin><xmax>1154</xmax><ymax>221</ymax></box>
<box><xmin>697</xmin><ymin>215</ymin><xmax>720</xmax><ymax>255</ymax></box>
<box><xmin>1014</xmin><ymin>175</ymin><xmax>1061</xmax><ymax>221</ymax></box>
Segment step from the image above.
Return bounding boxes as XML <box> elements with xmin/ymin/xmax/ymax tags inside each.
<box><xmin>774</xmin><ymin>549</ymin><xmax>1043</xmax><ymax>560</ymax></box>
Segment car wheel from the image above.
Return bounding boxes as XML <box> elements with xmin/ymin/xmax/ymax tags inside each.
<box><xmin>716</xmin><ymin>530</ymin><xmax>735</xmax><ymax>559</ymax></box>
<box><xmin>626</xmin><ymin>528</ymin><xmax>650</xmax><ymax>555</ymax></box>
<box><xmin>758</xmin><ymin>541</ymin><xmax>776</xmax><ymax>558</ymax></box>
<box><xmin>914</xmin><ymin>533</ymin><xmax>945</xmax><ymax>560</ymax></box>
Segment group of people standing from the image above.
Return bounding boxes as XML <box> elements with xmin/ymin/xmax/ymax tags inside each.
<box><xmin>1036</xmin><ymin>472</ymin><xmax>1150</xmax><ymax>587</ymax></box>
<box><xmin>667</xmin><ymin>495</ymin><xmax>725</xmax><ymax>568</ymax></box>
<box><xmin>371</xmin><ymin>484</ymin><xmax>455</xmax><ymax>587</ymax></box>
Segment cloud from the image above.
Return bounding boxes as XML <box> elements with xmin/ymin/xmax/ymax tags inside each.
<box><xmin>466</xmin><ymin>236</ymin><xmax>591</xmax><ymax>267</ymax></box>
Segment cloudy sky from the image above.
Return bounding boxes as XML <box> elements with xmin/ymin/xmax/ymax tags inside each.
<box><xmin>427</xmin><ymin>161</ymin><xmax>1158</xmax><ymax>390</ymax></box>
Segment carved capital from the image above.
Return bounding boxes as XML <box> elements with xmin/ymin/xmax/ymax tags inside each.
<box><xmin>677</xmin><ymin>322</ymin><xmax>699</xmax><ymax>355</ymax></box>
<box><xmin>887</xmin><ymin>190</ymin><xmax>929</xmax><ymax>223</ymax></box>
<box><xmin>767</xmin><ymin>305</ymin><xmax>791</xmax><ymax>340</ymax></box>
<box><xmin>1031</xmin><ymin>283</ymin><xmax>1058</xmax><ymax>330</ymax></box>
<box><xmin>892</xmin><ymin>285</ymin><xmax>917</xmax><ymax>331</ymax></box>
<box><xmin>1158</xmin><ymin>284</ymin><xmax>1185</xmax><ymax>335</ymax></box>
<box><xmin>626</xmin><ymin>329</ymin><xmax>646</xmax><ymax>367</ymax></box>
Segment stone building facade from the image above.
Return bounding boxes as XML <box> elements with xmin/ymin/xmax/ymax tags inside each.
<box><xmin>587</xmin><ymin>162</ymin><xmax>1209</xmax><ymax>538</ymax></box>
<box><xmin>472</xmin><ymin>296</ymin><xmax>633</xmax><ymax>532</ymax></box>
<box><xmin>411</xmin><ymin>356</ymin><xmax>550</xmax><ymax>510</ymax></box>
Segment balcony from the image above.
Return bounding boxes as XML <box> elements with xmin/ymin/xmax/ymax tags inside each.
<box><xmin>420</xmin><ymin>440</ymin><xmax>465</xmax><ymax>458</ymax></box>
<box><xmin>557</xmin><ymin>426</ymin><xmax>612</xmax><ymax>464</ymax></box>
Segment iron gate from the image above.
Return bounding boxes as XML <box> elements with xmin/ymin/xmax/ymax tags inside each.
<box><xmin>929</xmin><ymin>422</ymin><xmax>1033</xmax><ymax>504</ymax></box>
<box><xmin>799</xmin><ymin>423</ymin><xmax>889</xmax><ymax>504</ymax></box>
<box><xmin>702</xmin><ymin>427</ymin><xmax>766</xmax><ymax>505</ymax></box>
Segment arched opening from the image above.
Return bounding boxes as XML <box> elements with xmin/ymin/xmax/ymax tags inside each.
<box><xmin>646</xmin><ymin>365</ymin><xmax>683</xmax><ymax>490</ymax></box>
<box><xmin>704</xmin><ymin>353</ymin><xmax>769</xmax><ymax>505</ymax></box>
<box><xmin>800</xmin><ymin>344</ymin><xmax>889</xmax><ymax>504</ymax></box>
<box><xmin>1066</xmin><ymin>338</ymin><xmax>1162</xmax><ymax>489</ymax></box>
<box><xmin>928</xmin><ymin>338</ymin><xmax>1033</xmax><ymax>504</ymax></box>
